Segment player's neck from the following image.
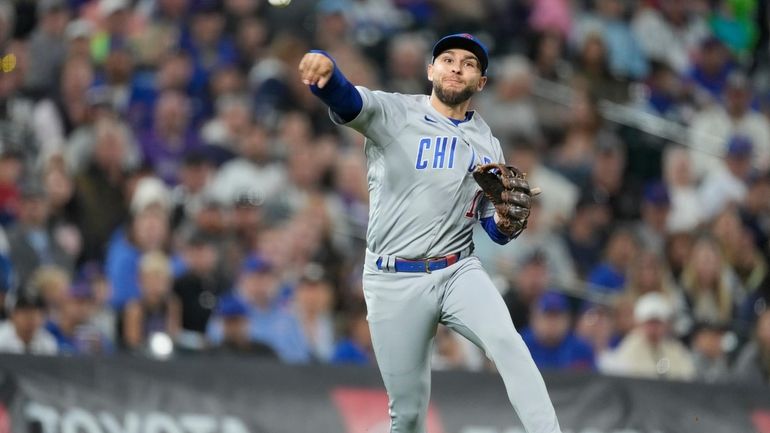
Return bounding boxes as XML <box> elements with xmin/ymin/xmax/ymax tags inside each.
<box><xmin>429</xmin><ymin>93</ymin><xmax>471</xmax><ymax>121</ymax></box>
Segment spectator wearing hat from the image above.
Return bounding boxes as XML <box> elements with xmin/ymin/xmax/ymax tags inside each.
<box><xmin>90</xmin><ymin>0</ymin><xmax>135</xmax><ymax>65</ymax></box>
<box><xmin>207</xmin><ymin>255</ymin><xmax>310</xmax><ymax>363</ymax></box>
<box><xmin>521</xmin><ymin>292</ymin><xmax>595</xmax><ymax>371</ymax></box>
<box><xmin>601</xmin><ymin>292</ymin><xmax>696</xmax><ymax>380</ymax></box>
<box><xmin>575</xmin><ymin>301</ymin><xmax>618</xmax><ymax>368</ymax></box>
<box><xmin>7</xmin><ymin>182</ymin><xmax>74</xmax><ymax>291</ymax></box>
<box><xmin>698</xmin><ymin>135</ymin><xmax>753</xmax><ymax>222</ymax></box>
<box><xmin>208</xmin><ymin>294</ymin><xmax>277</xmax><ymax>358</ymax></box>
<box><xmin>689</xmin><ymin>71</ymin><xmax>770</xmax><ymax>179</ymax></box>
<box><xmin>170</xmin><ymin>153</ymin><xmax>214</xmax><ymax>231</ymax></box>
<box><xmin>633</xmin><ymin>181</ymin><xmax>671</xmax><ymax>255</ymax></box>
<box><xmin>586</xmin><ymin>226</ymin><xmax>638</xmax><ymax>294</ymax></box>
<box><xmin>23</xmin><ymin>0</ymin><xmax>70</xmax><ymax>98</ymax></box>
<box><xmin>45</xmin><ymin>280</ymin><xmax>113</xmax><ymax>355</ymax></box>
<box><xmin>732</xmin><ymin>309</ymin><xmax>770</xmax><ymax>385</ymax></box>
<box><xmin>0</xmin><ymin>294</ymin><xmax>57</xmax><ymax>355</ymax></box>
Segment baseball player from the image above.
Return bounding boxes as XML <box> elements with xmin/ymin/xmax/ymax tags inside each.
<box><xmin>299</xmin><ymin>34</ymin><xmax>562</xmax><ymax>433</ymax></box>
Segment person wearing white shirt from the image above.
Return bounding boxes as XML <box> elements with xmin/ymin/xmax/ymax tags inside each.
<box><xmin>698</xmin><ymin>136</ymin><xmax>752</xmax><ymax>222</ymax></box>
<box><xmin>0</xmin><ymin>295</ymin><xmax>57</xmax><ymax>355</ymax></box>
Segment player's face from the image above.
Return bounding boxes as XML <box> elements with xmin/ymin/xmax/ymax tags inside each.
<box><xmin>428</xmin><ymin>49</ymin><xmax>487</xmax><ymax>106</ymax></box>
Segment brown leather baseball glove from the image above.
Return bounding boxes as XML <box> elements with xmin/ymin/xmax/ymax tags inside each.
<box><xmin>472</xmin><ymin>163</ymin><xmax>536</xmax><ymax>238</ymax></box>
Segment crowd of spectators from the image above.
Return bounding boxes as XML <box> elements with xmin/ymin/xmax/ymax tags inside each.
<box><xmin>0</xmin><ymin>0</ymin><xmax>768</xmax><ymax>386</ymax></box>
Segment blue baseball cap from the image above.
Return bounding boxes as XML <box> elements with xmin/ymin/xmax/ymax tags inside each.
<box><xmin>643</xmin><ymin>181</ymin><xmax>670</xmax><ymax>206</ymax></box>
<box><xmin>432</xmin><ymin>33</ymin><xmax>489</xmax><ymax>76</ymax></box>
<box><xmin>240</xmin><ymin>255</ymin><xmax>272</xmax><ymax>274</ymax></box>
<box><xmin>536</xmin><ymin>292</ymin><xmax>569</xmax><ymax>314</ymax></box>
<box><xmin>726</xmin><ymin>135</ymin><xmax>753</xmax><ymax>158</ymax></box>
<box><xmin>216</xmin><ymin>295</ymin><xmax>249</xmax><ymax>318</ymax></box>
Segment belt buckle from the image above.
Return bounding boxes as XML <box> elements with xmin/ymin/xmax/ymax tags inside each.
<box><xmin>424</xmin><ymin>259</ymin><xmax>432</xmax><ymax>273</ymax></box>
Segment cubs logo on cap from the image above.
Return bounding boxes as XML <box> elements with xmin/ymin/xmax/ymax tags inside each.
<box><xmin>432</xmin><ymin>33</ymin><xmax>489</xmax><ymax>76</ymax></box>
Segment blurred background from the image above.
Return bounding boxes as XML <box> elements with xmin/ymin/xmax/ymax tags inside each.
<box><xmin>0</xmin><ymin>0</ymin><xmax>769</xmax><ymax>427</ymax></box>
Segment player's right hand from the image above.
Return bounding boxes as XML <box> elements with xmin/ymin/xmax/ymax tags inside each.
<box><xmin>298</xmin><ymin>52</ymin><xmax>334</xmax><ymax>88</ymax></box>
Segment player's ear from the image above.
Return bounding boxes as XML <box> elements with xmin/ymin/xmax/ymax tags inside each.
<box><xmin>477</xmin><ymin>76</ymin><xmax>487</xmax><ymax>91</ymax></box>
<box><xmin>427</xmin><ymin>63</ymin><xmax>434</xmax><ymax>81</ymax></box>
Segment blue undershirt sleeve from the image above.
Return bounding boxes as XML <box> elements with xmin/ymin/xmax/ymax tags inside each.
<box><xmin>308</xmin><ymin>50</ymin><xmax>362</xmax><ymax>123</ymax></box>
<box><xmin>480</xmin><ymin>216</ymin><xmax>512</xmax><ymax>245</ymax></box>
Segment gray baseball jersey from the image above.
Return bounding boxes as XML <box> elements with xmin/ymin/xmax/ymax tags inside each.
<box><xmin>333</xmin><ymin>87</ymin><xmax>500</xmax><ymax>258</ymax></box>
<box><xmin>332</xmin><ymin>86</ymin><xmax>563</xmax><ymax>433</ymax></box>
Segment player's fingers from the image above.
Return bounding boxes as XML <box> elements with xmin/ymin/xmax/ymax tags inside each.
<box><xmin>316</xmin><ymin>73</ymin><xmax>331</xmax><ymax>89</ymax></box>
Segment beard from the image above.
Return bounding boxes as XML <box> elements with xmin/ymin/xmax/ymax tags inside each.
<box><xmin>432</xmin><ymin>80</ymin><xmax>476</xmax><ymax>106</ymax></box>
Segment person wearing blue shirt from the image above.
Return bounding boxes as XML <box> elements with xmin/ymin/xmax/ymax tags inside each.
<box><xmin>521</xmin><ymin>292</ymin><xmax>595</xmax><ymax>371</ymax></box>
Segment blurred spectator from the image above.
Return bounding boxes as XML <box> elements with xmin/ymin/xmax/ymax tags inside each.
<box><xmin>0</xmin><ymin>294</ymin><xmax>57</xmax><ymax>355</ymax></box>
<box><xmin>0</xmin><ymin>150</ymin><xmax>23</xmax><ymax>226</ymax></box>
<box><xmin>384</xmin><ymin>33</ymin><xmax>429</xmax><ymax>95</ymax></box>
<box><xmin>575</xmin><ymin>301</ymin><xmax>617</xmax><ymax>368</ymax></box>
<box><xmin>571</xmin><ymin>32</ymin><xmax>629</xmax><ymax>104</ymax></box>
<box><xmin>631</xmin><ymin>0</ymin><xmax>710</xmax><ymax>73</ymax></box>
<box><xmin>739</xmin><ymin>172</ymin><xmax>770</xmax><ymax>257</ymax></box>
<box><xmin>550</xmin><ymin>91</ymin><xmax>614</xmax><ymax>185</ymax></box>
<box><xmin>698</xmin><ymin>135</ymin><xmax>753</xmax><ymax>221</ymax></box>
<box><xmin>106</xmin><ymin>180</ymin><xmax>171</xmax><ymax>309</ymax></box>
<box><xmin>522</xmin><ymin>292</ymin><xmax>595</xmax><ymax>371</ymax></box>
<box><xmin>207</xmin><ymin>255</ymin><xmax>310</xmax><ymax>363</ymax></box>
<box><xmin>90</xmin><ymin>0</ymin><xmax>136</xmax><ymax>65</ymax></box>
<box><xmin>477</xmin><ymin>199</ymin><xmax>576</xmax><ymax>289</ymax></box>
<box><xmin>635</xmin><ymin>61</ymin><xmax>692</xmax><ymax>123</ymax></box>
<box><xmin>45</xmin><ymin>281</ymin><xmax>113</xmax><ymax>355</ymax></box>
<box><xmin>690</xmin><ymin>321</ymin><xmax>732</xmax><ymax>383</ymax></box>
<box><xmin>562</xmin><ymin>193</ymin><xmax>608</xmax><ymax>278</ymax></box>
<box><xmin>331</xmin><ymin>302</ymin><xmax>373</xmax><ymax>365</ymax></box>
<box><xmin>44</xmin><ymin>162</ymin><xmax>82</xmax><ymax>260</ymax></box>
<box><xmin>573</xmin><ymin>0</ymin><xmax>648</xmax><ymax>80</ymax></box>
<box><xmin>138</xmin><ymin>90</ymin><xmax>202</xmax><ymax>185</ymax></box>
<box><xmin>663</xmin><ymin>146</ymin><xmax>702</xmax><ymax>233</ymax></box>
<box><xmin>665</xmin><ymin>231</ymin><xmax>696</xmax><ymax>282</ymax></box>
<box><xmin>291</xmin><ymin>263</ymin><xmax>335</xmax><ymax>362</ymax></box>
<box><xmin>689</xmin><ymin>73</ymin><xmax>770</xmax><ymax>178</ymax></box>
<box><xmin>709</xmin><ymin>0</ymin><xmax>759</xmax><ymax>61</ymax></box>
<box><xmin>679</xmin><ymin>235</ymin><xmax>741</xmax><ymax>327</ymax></box>
<box><xmin>121</xmin><ymin>250</ymin><xmax>181</xmax><ymax>350</ymax></box>
<box><xmin>23</xmin><ymin>0</ymin><xmax>70</xmax><ymax>98</ymax></box>
<box><xmin>8</xmin><ymin>182</ymin><xmax>74</xmax><ymax>290</ymax></box>
<box><xmin>173</xmin><ymin>230</ymin><xmax>229</xmax><ymax>346</ymax></box>
<box><xmin>587</xmin><ymin>226</ymin><xmax>638</xmax><ymax>294</ymax></box>
<box><xmin>712</xmin><ymin>209</ymin><xmax>767</xmax><ymax>298</ymax></box>
<box><xmin>503</xmin><ymin>251</ymin><xmax>551</xmax><ymax>331</ymax></box>
<box><xmin>633</xmin><ymin>181</ymin><xmax>671</xmax><ymax>255</ymax></box>
<box><xmin>732</xmin><ymin>309</ymin><xmax>770</xmax><ymax>385</ymax></box>
<box><xmin>209</xmin><ymin>123</ymin><xmax>286</xmax><ymax>208</ymax></box>
<box><xmin>201</xmin><ymin>95</ymin><xmax>251</xmax><ymax>152</ymax></box>
<box><xmin>72</xmin><ymin>117</ymin><xmax>132</xmax><ymax>264</ymax></box>
<box><xmin>208</xmin><ymin>294</ymin><xmax>278</xmax><ymax>358</ymax></box>
<box><xmin>32</xmin><ymin>56</ymin><xmax>94</xmax><ymax>163</ymax></box>
<box><xmin>476</xmin><ymin>56</ymin><xmax>542</xmax><ymax>143</ymax></box>
<box><xmin>170</xmin><ymin>153</ymin><xmax>215</xmax><ymax>229</ymax></box>
<box><xmin>29</xmin><ymin>265</ymin><xmax>71</xmax><ymax>317</ymax></box>
<box><xmin>601</xmin><ymin>292</ymin><xmax>696</xmax><ymax>380</ymax></box>
<box><xmin>685</xmin><ymin>37</ymin><xmax>736</xmax><ymax>103</ymax></box>
<box><xmin>432</xmin><ymin>325</ymin><xmax>484</xmax><ymax>371</ymax></box>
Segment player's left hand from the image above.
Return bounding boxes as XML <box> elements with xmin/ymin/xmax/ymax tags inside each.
<box><xmin>473</xmin><ymin>163</ymin><xmax>539</xmax><ymax>238</ymax></box>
